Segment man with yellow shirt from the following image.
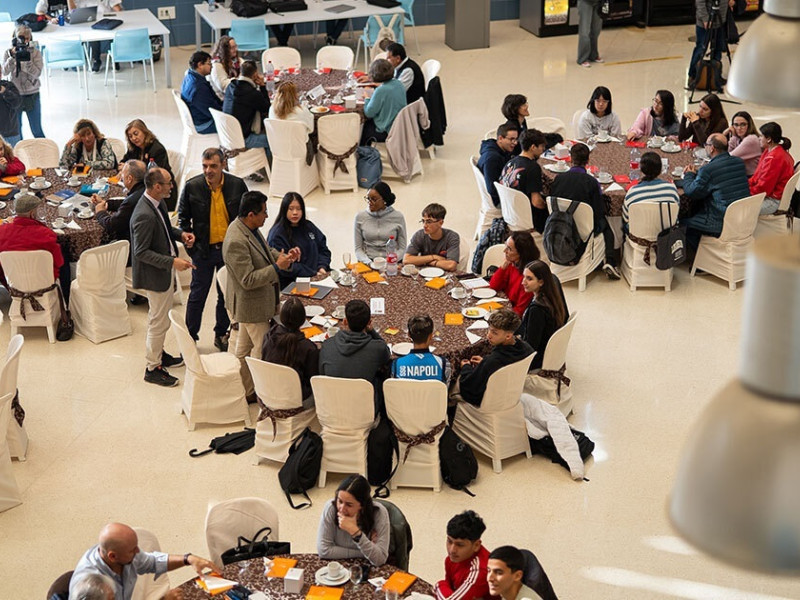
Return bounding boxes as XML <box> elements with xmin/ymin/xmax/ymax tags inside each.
<box><xmin>178</xmin><ymin>148</ymin><xmax>248</xmax><ymax>351</ymax></box>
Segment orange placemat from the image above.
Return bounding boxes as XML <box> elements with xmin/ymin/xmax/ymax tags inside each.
<box><xmin>108</xmin><ymin>175</ymin><xmax>121</xmax><ymax>185</ymax></box>
<box><xmin>0</xmin><ymin>188</ymin><xmax>12</xmax><ymax>197</ymax></box>
<box><xmin>353</xmin><ymin>262</ymin><xmax>371</xmax><ymax>274</ymax></box>
<box><xmin>444</xmin><ymin>313</ymin><xmax>464</xmax><ymax>325</ymax></box>
<box><xmin>425</xmin><ymin>277</ymin><xmax>447</xmax><ymax>290</ymax></box>
<box><xmin>383</xmin><ymin>572</ymin><xmax>417</xmax><ymax>594</ymax></box>
<box><xmin>267</xmin><ymin>557</ymin><xmax>298</xmax><ymax>577</ymax></box>
<box><xmin>306</xmin><ymin>586</ymin><xmax>344</xmax><ymax>600</ymax></box>
<box><xmin>479</xmin><ymin>301</ymin><xmax>505</xmax><ymax>311</ymax></box>
<box><xmin>363</xmin><ymin>271</ymin><xmax>385</xmax><ymax>284</ymax></box>
<box><xmin>26</xmin><ymin>168</ymin><xmax>43</xmax><ymax>177</ymax></box>
<box><xmin>291</xmin><ymin>286</ymin><xmax>318</xmax><ymax>297</ymax></box>
<box><xmin>302</xmin><ymin>326</ymin><xmax>324</xmax><ymax>339</ymax></box>
<box><xmin>1</xmin><ymin>176</ymin><xmax>19</xmax><ymax>184</ymax></box>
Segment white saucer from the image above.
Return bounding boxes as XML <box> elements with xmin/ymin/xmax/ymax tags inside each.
<box><xmin>419</xmin><ymin>266</ymin><xmax>444</xmax><ymax>278</ymax></box>
<box><xmin>471</xmin><ymin>288</ymin><xmax>497</xmax><ymax>299</ymax></box>
<box><xmin>400</xmin><ymin>267</ymin><xmax>417</xmax><ymax>277</ymax></box>
<box><xmin>596</xmin><ymin>137</ymin><xmax>612</xmax><ymax>143</ymax></box>
<box><xmin>0</xmin><ymin>201</ymin><xmax>6</xmax><ymax>209</ymax></box>
<box><xmin>67</xmin><ymin>181</ymin><xmax>82</xmax><ymax>187</ymax></box>
<box><xmin>462</xmin><ymin>306</ymin><xmax>488</xmax><ymax>319</ymax></box>
<box><xmin>392</xmin><ymin>342</ymin><xmax>437</xmax><ymax>356</ymax></box>
<box><xmin>597</xmin><ymin>176</ymin><xmax>613</xmax><ymax>184</ymax></box>
<box><xmin>315</xmin><ymin>566</ymin><xmax>350</xmax><ymax>586</ymax></box>
<box><xmin>332</xmin><ymin>310</ymin><xmax>345</xmax><ymax>320</ymax></box>
<box><xmin>310</xmin><ymin>106</ymin><xmax>330</xmax><ymax>114</ymax></box>
<box><xmin>544</xmin><ymin>163</ymin><xmax>570</xmax><ymax>173</ymax></box>
<box><xmin>77</xmin><ymin>212</ymin><xmax>93</xmax><ymax>219</ymax></box>
<box><xmin>305</xmin><ymin>305</ymin><xmax>325</xmax><ymax>317</ymax></box>
<box><xmin>30</xmin><ymin>181</ymin><xmax>52</xmax><ymax>190</ymax></box>
<box><xmin>661</xmin><ymin>146</ymin><xmax>681</xmax><ymax>154</ymax></box>
<box><xmin>671</xmin><ymin>171</ymin><xmax>684</xmax><ymax>178</ymax></box>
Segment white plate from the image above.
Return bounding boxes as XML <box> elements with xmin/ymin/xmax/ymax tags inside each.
<box><xmin>315</xmin><ymin>566</ymin><xmax>350</xmax><ymax>586</ymax></box>
<box><xmin>67</xmin><ymin>181</ymin><xmax>82</xmax><ymax>187</ymax></box>
<box><xmin>30</xmin><ymin>181</ymin><xmax>52</xmax><ymax>190</ymax></box>
<box><xmin>419</xmin><ymin>266</ymin><xmax>444</xmax><ymax>278</ymax></box>
<box><xmin>596</xmin><ymin>137</ymin><xmax>612</xmax><ymax>143</ymax></box>
<box><xmin>544</xmin><ymin>163</ymin><xmax>570</xmax><ymax>173</ymax></box>
<box><xmin>471</xmin><ymin>288</ymin><xmax>497</xmax><ymax>299</ymax></box>
<box><xmin>392</xmin><ymin>342</ymin><xmax>436</xmax><ymax>356</ymax></box>
<box><xmin>77</xmin><ymin>212</ymin><xmax>93</xmax><ymax>219</ymax></box>
<box><xmin>661</xmin><ymin>146</ymin><xmax>681</xmax><ymax>153</ymax></box>
<box><xmin>310</xmin><ymin>106</ymin><xmax>330</xmax><ymax>114</ymax></box>
<box><xmin>305</xmin><ymin>305</ymin><xmax>325</xmax><ymax>317</ymax></box>
<box><xmin>598</xmin><ymin>176</ymin><xmax>613</xmax><ymax>184</ymax></box>
<box><xmin>0</xmin><ymin>201</ymin><xmax>5</xmax><ymax>209</ymax></box>
<box><xmin>462</xmin><ymin>306</ymin><xmax>488</xmax><ymax>319</ymax></box>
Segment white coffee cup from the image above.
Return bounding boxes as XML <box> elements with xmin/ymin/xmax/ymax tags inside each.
<box><xmin>69</xmin><ymin>177</ymin><xmax>80</xmax><ymax>186</ymax></box>
<box><xmin>326</xmin><ymin>326</ymin><xmax>340</xmax><ymax>338</ymax></box>
<box><xmin>402</xmin><ymin>264</ymin><xmax>417</xmax><ymax>275</ymax></box>
<box><xmin>373</xmin><ymin>257</ymin><xmax>386</xmax><ymax>271</ymax></box>
<box><xmin>673</xmin><ymin>166</ymin><xmax>684</xmax><ymax>178</ymax></box>
<box><xmin>34</xmin><ymin>176</ymin><xmax>46</xmax><ymax>185</ymax></box>
<box><xmin>327</xmin><ymin>561</ymin><xmax>342</xmax><ymax>578</ymax></box>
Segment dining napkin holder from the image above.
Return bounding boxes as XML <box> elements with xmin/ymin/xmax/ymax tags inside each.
<box><xmin>58</xmin><ymin>202</ymin><xmax>73</xmax><ymax>218</ymax></box>
<box><xmin>296</xmin><ymin>277</ymin><xmax>311</xmax><ymax>293</ymax></box>
<box><xmin>553</xmin><ymin>143</ymin><xmax>569</xmax><ymax>159</ymax></box>
<box><xmin>285</xmin><ymin>568</ymin><xmax>304</xmax><ymax>593</ymax></box>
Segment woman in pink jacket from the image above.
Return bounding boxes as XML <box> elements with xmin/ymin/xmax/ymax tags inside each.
<box><xmin>725</xmin><ymin>111</ymin><xmax>761</xmax><ymax>176</ymax></box>
<box><xmin>749</xmin><ymin>122</ymin><xmax>795</xmax><ymax>215</ymax></box>
<box><xmin>626</xmin><ymin>90</ymin><xmax>679</xmax><ymax>140</ymax></box>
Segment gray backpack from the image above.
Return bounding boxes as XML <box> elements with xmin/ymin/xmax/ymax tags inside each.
<box><xmin>543</xmin><ymin>198</ymin><xmax>586</xmax><ymax>266</ymax></box>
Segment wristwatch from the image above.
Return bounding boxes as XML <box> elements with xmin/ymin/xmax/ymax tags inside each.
<box><xmin>183</xmin><ymin>553</ymin><xmax>192</xmax><ymax>566</ymax></box>
<box><xmin>352</xmin><ymin>531</ymin><xmax>363</xmax><ymax>543</ymax></box>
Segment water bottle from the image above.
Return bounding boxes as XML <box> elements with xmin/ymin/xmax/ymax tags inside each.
<box><xmin>265</xmin><ymin>61</ymin><xmax>276</xmax><ymax>93</ymax></box>
<box><xmin>208</xmin><ymin>0</ymin><xmax>216</xmax><ymax>12</ymax></box>
<box><xmin>385</xmin><ymin>236</ymin><xmax>398</xmax><ymax>276</ymax></box>
<box><xmin>147</xmin><ymin>158</ymin><xmax>157</xmax><ymax>171</ymax></box>
<box><xmin>629</xmin><ymin>147</ymin><xmax>640</xmax><ymax>171</ymax></box>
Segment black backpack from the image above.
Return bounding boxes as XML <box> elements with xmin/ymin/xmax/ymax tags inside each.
<box><xmin>543</xmin><ymin>198</ymin><xmax>586</xmax><ymax>266</ymax></box>
<box><xmin>439</xmin><ymin>426</ymin><xmax>477</xmax><ymax>495</ymax></box>
<box><xmin>16</xmin><ymin>14</ymin><xmax>48</xmax><ymax>32</ymax></box>
<box><xmin>189</xmin><ymin>428</ymin><xmax>255</xmax><ymax>457</ymax></box>
<box><xmin>230</xmin><ymin>0</ymin><xmax>268</xmax><ymax>17</ymax></box>
<box><xmin>278</xmin><ymin>427</ymin><xmax>322</xmax><ymax>509</ymax></box>
<box><xmin>367</xmin><ymin>416</ymin><xmax>399</xmax><ymax>498</ymax></box>
<box><xmin>529</xmin><ymin>428</ymin><xmax>595</xmax><ymax>478</ymax></box>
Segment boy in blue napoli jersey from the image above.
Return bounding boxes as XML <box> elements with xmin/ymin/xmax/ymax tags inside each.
<box><xmin>392</xmin><ymin>315</ymin><xmax>451</xmax><ymax>384</ymax></box>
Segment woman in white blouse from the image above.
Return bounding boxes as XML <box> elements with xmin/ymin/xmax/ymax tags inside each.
<box><xmin>576</xmin><ymin>86</ymin><xmax>622</xmax><ymax>140</ymax></box>
<box><xmin>268</xmin><ymin>82</ymin><xmax>314</xmax><ymax>133</ymax></box>
<box><xmin>209</xmin><ymin>35</ymin><xmax>240</xmax><ymax>100</ymax></box>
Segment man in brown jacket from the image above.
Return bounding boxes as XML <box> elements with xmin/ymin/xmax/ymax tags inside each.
<box><xmin>222</xmin><ymin>191</ymin><xmax>300</xmax><ymax>400</ymax></box>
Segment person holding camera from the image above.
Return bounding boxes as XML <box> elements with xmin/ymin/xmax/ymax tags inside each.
<box><xmin>687</xmin><ymin>0</ymin><xmax>735</xmax><ymax>89</ymax></box>
<box><xmin>2</xmin><ymin>25</ymin><xmax>45</xmax><ymax>144</ymax></box>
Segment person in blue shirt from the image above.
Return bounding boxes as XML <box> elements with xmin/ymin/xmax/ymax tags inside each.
<box><xmin>267</xmin><ymin>192</ymin><xmax>332</xmax><ymax>289</ymax></box>
<box><xmin>361</xmin><ymin>58</ymin><xmax>407</xmax><ymax>146</ymax></box>
<box><xmin>392</xmin><ymin>315</ymin><xmax>451</xmax><ymax>384</ymax></box>
<box><xmin>180</xmin><ymin>51</ymin><xmax>222</xmax><ymax>135</ymax></box>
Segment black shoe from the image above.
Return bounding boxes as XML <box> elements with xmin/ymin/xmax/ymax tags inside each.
<box><xmin>603</xmin><ymin>262</ymin><xmax>621</xmax><ymax>280</ymax></box>
<box><xmin>161</xmin><ymin>351</ymin><xmax>184</xmax><ymax>368</ymax></box>
<box><xmin>91</xmin><ymin>60</ymin><xmax>101</xmax><ymax>73</ymax></box>
<box><xmin>248</xmin><ymin>171</ymin><xmax>265</xmax><ymax>182</ymax></box>
<box><xmin>214</xmin><ymin>334</ymin><xmax>229</xmax><ymax>352</ymax></box>
<box><xmin>130</xmin><ymin>294</ymin><xmax>147</xmax><ymax>305</ymax></box>
<box><xmin>144</xmin><ymin>366</ymin><xmax>179</xmax><ymax>387</ymax></box>
<box><xmin>325</xmin><ymin>35</ymin><xmax>335</xmax><ymax>45</ymax></box>
<box><xmin>114</xmin><ymin>62</ymin><xmax>120</xmax><ymax>71</ymax></box>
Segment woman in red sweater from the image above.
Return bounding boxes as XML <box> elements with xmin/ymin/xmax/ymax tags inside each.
<box><xmin>749</xmin><ymin>122</ymin><xmax>795</xmax><ymax>215</ymax></box>
<box><xmin>0</xmin><ymin>136</ymin><xmax>26</xmax><ymax>176</ymax></box>
<box><xmin>488</xmin><ymin>231</ymin><xmax>540</xmax><ymax>317</ymax></box>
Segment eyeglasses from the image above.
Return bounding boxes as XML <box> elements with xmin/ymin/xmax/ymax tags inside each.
<box><xmin>733</xmin><ymin>122</ymin><xmax>748</xmax><ymax>127</ymax></box>
<box><xmin>419</xmin><ymin>218</ymin><xmax>441</xmax><ymax>225</ymax></box>
<box><xmin>652</xmin><ymin>97</ymin><xmax>663</xmax><ymax>106</ymax></box>
<box><xmin>364</xmin><ymin>195</ymin><xmax>379</xmax><ymax>203</ymax></box>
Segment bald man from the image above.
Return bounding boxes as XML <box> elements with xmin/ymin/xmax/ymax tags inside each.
<box><xmin>70</xmin><ymin>523</ymin><xmax>217</xmax><ymax>600</ymax></box>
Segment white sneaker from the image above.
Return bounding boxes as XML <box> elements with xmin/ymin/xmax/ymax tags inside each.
<box><xmin>579</xmin><ymin>61</ymin><xmax>591</xmax><ymax>68</ymax></box>
<box><xmin>603</xmin><ymin>263</ymin><xmax>621</xmax><ymax>280</ymax></box>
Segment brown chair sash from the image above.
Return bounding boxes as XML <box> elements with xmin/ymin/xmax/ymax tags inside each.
<box><xmin>7</xmin><ymin>282</ymin><xmax>58</xmax><ymax>320</ymax></box>
<box><xmin>11</xmin><ymin>390</ymin><xmax>24</xmax><ymax>427</ymax></box>
<box><xmin>773</xmin><ymin>208</ymin><xmax>795</xmax><ymax>231</ymax></box>
<box><xmin>626</xmin><ymin>231</ymin><xmax>657</xmax><ymax>266</ymax></box>
<box><xmin>257</xmin><ymin>397</ymin><xmax>306</xmax><ymax>441</ymax></box>
<box><xmin>318</xmin><ymin>142</ymin><xmax>358</xmax><ymax>176</ymax></box>
<box><xmin>538</xmin><ymin>363</ymin><xmax>571</xmax><ymax>400</ymax></box>
<box><xmin>391</xmin><ymin>419</ymin><xmax>447</xmax><ymax>463</ymax></box>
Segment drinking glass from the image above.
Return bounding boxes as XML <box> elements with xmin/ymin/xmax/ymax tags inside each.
<box><xmin>350</xmin><ymin>564</ymin><xmax>362</xmax><ymax>586</ymax></box>
<box><xmin>433</xmin><ymin>316</ymin><xmax>443</xmax><ymax>342</ymax></box>
<box><xmin>451</xmin><ymin>287</ymin><xmax>466</xmax><ymax>304</ymax></box>
<box><xmin>342</xmin><ymin>252</ymin><xmax>352</xmax><ymax>270</ymax></box>
<box><xmin>386</xmin><ymin>589</ymin><xmax>399</xmax><ymax>600</ymax></box>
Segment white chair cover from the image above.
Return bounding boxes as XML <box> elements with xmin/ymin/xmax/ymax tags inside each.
<box><xmin>528</xmin><ymin>117</ymin><xmax>567</xmax><ymax>139</ymax></box>
<box><xmin>311</xmin><ymin>376</ymin><xmax>375</xmax><ymax>487</ymax></box>
<box><xmin>205</xmin><ymin>497</ymin><xmax>280</xmax><ymax>566</ymax></box>
<box><xmin>755</xmin><ymin>170</ymin><xmax>799</xmax><ymax>237</ymax></box>
<box><xmin>317</xmin><ymin>113</ymin><xmax>360</xmax><ymax>194</ymax></box>
<box><xmin>384</xmin><ymin>379</ymin><xmax>447</xmax><ymax>491</ymax></box>
<box><xmin>131</xmin><ymin>528</ymin><xmax>170</xmax><ymax>600</ymax></box>
<box><xmin>571</xmin><ymin>109</ymin><xmax>583</xmax><ymax>138</ymax></box>
<box><xmin>452</xmin><ymin>354</ymin><xmax>534</xmax><ymax>473</ymax></box>
<box><xmin>691</xmin><ymin>193</ymin><xmax>765</xmax><ymax>291</ymax></box>
<box><xmin>0</xmin><ymin>391</ymin><xmax>22</xmax><ymax>513</ymax></box>
<box><xmin>172</xmin><ymin>90</ymin><xmax>220</xmax><ymax>172</ymax></box>
<box><xmin>546</xmin><ymin>197</ymin><xmax>605</xmax><ymax>292</ymax></box>
<box><xmin>471</xmin><ymin>156</ymin><xmax>502</xmax><ymax>240</ymax></box>
<box><xmin>167</xmin><ymin>149</ymin><xmax>186</xmax><ymax>194</ymax></box>
<box><xmin>246</xmin><ymin>357</ymin><xmax>317</xmax><ymax>464</ymax></box>
<box><xmin>481</xmin><ymin>244</ymin><xmax>505</xmax><ymax>277</ymax></box>
<box><xmin>263</xmin><ymin>118</ymin><xmax>319</xmax><ymax>198</ymax></box>
<box><xmin>262</xmin><ymin>47</ymin><xmax>301</xmax><ymax>72</ymax></box>
<box><xmin>0</xmin><ymin>335</ymin><xmax>27</xmax><ymax>461</ymax></box>
<box><xmin>169</xmin><ymin>310</ymin><xmax>251</xmax><ymax>430</ymax></box>
<box><xmin>0</xmin><ymin>250</ymin><xmax>60</xmax><ymax>343</ymax></box>
<box><xmin>13</xmin><ymin>139</ymin><xmax>60</xmax><ymax>168</ymax></box>
<box><xmin>316</xmin><ymin>46</ymin><xmax>354</xmax><ymax>70</ymax></box>
<box><xmin>620</xmin><ymin>203</ymin><xmax>675</xmax><ymax>291</ymax></box>
<box><xmin>457</xmin><ymin>237</ymin><xmax>470</xmax><ymax>272</ymax></box>
<box><xmin>175</xmin><ymin>241</ymin><xmax>191</xmax><ymax>295</ymax></box>
<box><xmin>210</xmin><ymin>108</ymin><xmax>271</xmax><ymax>180</ymax></box>
<box><xmin>495</xmin><ymin>182</ymin><xmax>534</xmax><ymax>231</ymax></box>
<box><xmin>524</xmin><ymin>312</ymin><xmax>578</xmax><ymax>417</ymax></box>
<box><xmin>71</xmin><ymin>241</ymin><xmax>132</xmax><ymax>344</ymax></box>
<box><xmin>420</xmin><ymin>59</ymin><xmax>441</xmax><ymax>89</ymax></box>
<box><xmin>107</xmin><ymin>137</ymin><xmax>127</xmax><ymax>164</ymax></box>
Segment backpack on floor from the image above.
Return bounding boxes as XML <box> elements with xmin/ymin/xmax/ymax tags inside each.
<box><xmin>367</xmin><ymin>416</ymin><xmax>399</xmax><ymax>498</ymax></box>
<box><xmin>357</xmin><ymin>145</ymin><xmax>382</xmax><ymax>188</ymax></box>
<box><xmin>439</xmin><ymin>426</ymin><xmax>477</xmax><ymax>495</ymax></box>
<box><xmin>529</xmin><ymin>428</ymin><xmax>595</xmax><ymax>474</ymax></box>
<box><xmin>278</xmin><ymin>427</ymin><xmax>322</xmax><ymax>509</ymax></box>
<box><xmin>543</xmin><ymin>198</ymin><xmax>586</xmax><ymax>266</ymax></box>
<box><xmin>189</xmin><ymin>428</ymin><xmax>255</xmax><ymax>457</ymax></box>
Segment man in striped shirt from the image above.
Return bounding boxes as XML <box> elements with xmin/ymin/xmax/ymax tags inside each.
<box><xmin>622</xmin><ymin>151</ymin><xmax>679</xmax><ymax>231</ymax></box>
<box><xmin>436</xmin><ymin>511</ymin><xmax>492</xmax><ymax>600</ymax></box>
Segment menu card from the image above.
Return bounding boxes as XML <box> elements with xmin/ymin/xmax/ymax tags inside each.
<box><xmin>383</xmin><ymin>572</ymin><xmax>417</xmax><ymax>594</ymax></box>
<box><xmin>267</xmin><ymin>557</ymin><xmax>298</xmax><ymax>577</ymax></box>
<box><xmin>306</xmin><ymin>586</ymin><xmax>345</xmax><ymax>600</ymax></box>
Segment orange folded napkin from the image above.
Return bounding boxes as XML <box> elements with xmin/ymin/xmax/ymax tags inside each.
<box><xmin>267</xmin><ymin>557</ymin><xmax>298</xmax><ymax>577</ymax></box>
<box><xmin>384</xmin><ymin>327</ymin><xmax>400</xmax><ymax>335</ymax></box>
<box><xmin>108</xmin><ymin>175</ymin><xmax>121</xmax><ymax>185</ymax></box>
<box><xmin>363</xmin><ymin>271</ymin><xmax>385</xmax><ymax>284</ymax></box>
<box><xmin>1</xmin><ymin>176</ymin><xmax>19</xmax><ymax>184</ymax></box>
<box><xmin>291</xmin><ymin>286</ymin><xmax>318</xmax><ymax>297</ymax></box>
<box><xmin>383</xmin><ymin>572</ymin><xmax>417</xmax><ymax>594</ymax></box>
<box><xmin>0</xmin><ymin>188</ymin><xmax>12</xmax><ymax>197</ymax></box>
<box><xmin>306</xmin><ymin>586</ymin><xmax>344</xmax><ymax>600</ymax></box>
<box><xmin>479</xmin><ymin>301</ymin><xmax>504</xmax><ymax>311</ymax></box>
<box><xmin>26</xmin><ymin>168</ymin><xmax>43</xmax><ymax>177</ymax></box>
<box><xmin>195</xmin><ymin>573</ymin><xmax>236</xmax><ymax>596</ymax></box>
<box><xmin>444</xmin><ymin>313</ymin><xmax>464</xmax><ymax>325</ymax></box>
<box><xmin>302</xmin><ymin>326</ymin><xmax>324</xmax><ymax>339</ymax></box>
<box><xmin>425</xmin><ymin>277</ymin><xmax>447</xmax><ymax>290</ymax></box>
<box><xmin>353</xmin><ymin>262</ymin><xmax>371</xmax><ymax>274</ymax></box>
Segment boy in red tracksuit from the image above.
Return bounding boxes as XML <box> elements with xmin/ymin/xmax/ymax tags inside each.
<box><xmin>436</xmin><ymin>511</ymin><xmax>494</xmax><ymax>600</ymax></box>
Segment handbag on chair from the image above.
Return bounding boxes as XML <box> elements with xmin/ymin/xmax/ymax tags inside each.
<box><xmin>56</xmin><ymin>286</ymin><xmax>74</xmax><ymax>342</ymax></box>
<box><xmin>219</xmin><ymin>526</ymin><xmax>291</xmax><ymax>565</ymax></box>
<box><xmin>655</xmin><ymin>203</ymin><xmax>687</xmax><ymax>270</ymax></box>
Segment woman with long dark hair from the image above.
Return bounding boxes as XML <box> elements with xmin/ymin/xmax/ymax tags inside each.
<box><xmin>576</xmin><ymin>86</ymin><xmax>622</xmax><ymax>140</ymax></box>
<box><xmin>725</xmin><ymin>111</ymin><xmax>761</xmax><ymax>176</ymax></box>
<box><xmin>267</xmin><ymin>192</ymin><xmax>331</xmax><ymax>289</ymax></box>
<box><xmin>517</xmin><ymin>260</ymin><xmax>569</xmax><ymax>370</ymax></box>
<box><xmin>489</xmin><ymin>231</ymin><xmax>541</xmax><ymax>317</ymax></box>
<box><xmin>679</xmin><ymin>93</ymin><xmax>727</xmax><ymax>145</ymax></box>
<box><xmin>261</xmin><ymin>298</ymin><xmax>318</xmax><ymax>408</ymax></box>
<box><xmin>749</xmin><ymin>122</ymin><xmax>795</xmax><ymax>215</ymax></box>
<box><xmin>121</xmin><ymin>119</ymin><xmax>177</xmax><ymax>207</ymax></box>
<box><xmin>626</xmin><ymin>90</ymin><xmax>679</xmax><ymax>140</ymax></box>
<box><xmin>209</xmin><ymin>35</ymin><xmax>240</xmax><ymax>100</ymax></box>
<box><xmin>317</xmin><ymin>474</ymin><xmax>390</xmax><ymax>565</ymax></box>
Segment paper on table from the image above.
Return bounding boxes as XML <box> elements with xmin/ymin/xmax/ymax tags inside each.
<box><xmin>196</xmin><ymin>573</ymin><xmax>236</xmax><ymax>594</ymax></box>
<box><xmin>467</xmin><ymin>320</ymin><xmax>488</xmax><ymax>330</ymax></box>
<box><xmin>310</xmin><ymin>315</ymin><xmax>338</xmax><ymax>327</ymax></box>
<box><xmin>461</xmin><ymin>277</ymin><xmax>489</xmax><ymax>289</ymax></box>
<box><xmin>477</xmin><ymin>297</ymin><xmax>508</xmax><ymax>305</ymax></box>
<box><xmin>310</xmin><ymin>333</ymin><xmax>327</xmax><ymax>343</ymax></box>
<box><xmin>0</xmin><ymin>182</ymin><xmax>13</xmax><ymax>189</ymax></box>
<box><xmin>466</xmin><ymin>331</ymin><xmax>482</xmax><ymax>345</ymax></box>
<box><xmin>370</xmin><ymin>297</ymin><xmax>385</xmax><ymax>315</ymax></box>
<box><xmin>66</xmin><ymin>220</ymin><xmax>83</xmax><ymax>229</ymax></box>
<box><xmin>53</xmin><ymin>228</ymin><xmax>65</xmax><ymax>235</ymax></box>
<box><xmin>604</xmin><ymin>182</ymin><xmax>624</xmax><ymax>192</ymax></box>
<box><xmin>316</xmin><ymin>276</ymin><xmax>338</xmax><ymax>288</ymax></box>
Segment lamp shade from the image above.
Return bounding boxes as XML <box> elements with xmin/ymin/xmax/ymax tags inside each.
<box><xmin>727</xmin><ymin>0</ymin><xmax>800</xmax><ymax>107</ymax></box>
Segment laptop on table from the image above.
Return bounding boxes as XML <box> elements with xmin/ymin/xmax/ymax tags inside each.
<box><xmin>69</xmin><ymin>7</ymin><xmax>98</xmax><ymax>24</ymax></box>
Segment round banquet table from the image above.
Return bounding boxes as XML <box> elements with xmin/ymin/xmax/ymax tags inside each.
<box><xmin>177</xmin><ymin>553</ymin><xmax>435</xmax><ymax>600</ymax></box>
<box><xmin>272</xmin><ymin>68</ymin><xmax>365</xmax><ymax>121</ymax></box>
<box><xmin>294</xmin><ymin>272</ymin><xmax>495</xmax><ymax>369</ymax></box>
<box><xmin>0</xmin><ymin>168</ymin><xmax>121</xmax><ymax>259</ymax></box>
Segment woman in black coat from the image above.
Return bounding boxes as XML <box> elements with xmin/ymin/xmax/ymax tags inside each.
<box><xmin>122</xmin><ymin>119</ymin><xmax>177</xmax><ymax>209</ymax></box>
<box><xmin>518</xmin><ymin>260</ymin><xmax>569</xmax><ymax>370</ymax></box>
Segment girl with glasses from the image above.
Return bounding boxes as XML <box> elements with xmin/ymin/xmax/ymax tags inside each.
<box><xmin>626</xmin><ymin>90</ymin><xmax>679</xmax><ymax>141</ymax></box>
<box><xmin>724</xmin><ymin>111</ymin><xmax>760</xmax><ymax>176</ymax></box>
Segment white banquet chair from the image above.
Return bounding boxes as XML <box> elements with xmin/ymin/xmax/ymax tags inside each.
<box><xmin>262</xmin><ymin>47</ymin><xmax>301</xmax><ymax>72</ymax></box>
<box><xmin>246</xmin><ymin>357</ymin><xmax>317</xmax><ymax>464</ymax></box>
<box><xmin>13</xmin><ymin>139</ymin><xmax>60</xmax><ymax>169</ymax></box>
<box><xmin>620</xmin><ymin>203</ymin><xmax>675</xmax><ymax>292</ymax></box>
<box><xmin>755</xmin><ymin>171</ymin><xmax>799</xmax><ymax>237</ymax></box>
<box><xmin>263</xmin><ymin>118</ymin><xmax>319</xmax><ymax>198</ymax></box>
<box><xmin>384</xmin><ymin>379</ymin><xmax>448</xmax><ymax>492</ymax></box>
<box><xmin>131</xmin><ymin>528</ymin><xmax>170</xmax><ymax>600</ymax></box>
<box><xmin>452</xmin><ymin>354</ymin><xmax>534</xmax><ymax>473</ymax></box>
<box><xmin>210</xmin><ymin>108</ymin><xmax>271</xmax><ymax>181</ymax></box>
<box><xmin>70</xmin><ymin>241</ymin><xmax>132</xmax><ymax>344</ymax></box>
<box><xmin>457</xmin><ymin>237</ymin><xmax>471</xmax><ymax>272</ymax></box>
<box><xmin>316</xmin><ymin>46</ymin><xmax>354</xmax><ymax>71</ymax></box>
<box><xmin>0</xmin><ymin>391</ymin><xmax>22</xmax><ymax>513</ymax></box>
<box><xmin>107</xmin><ymin>137</ymin><xmax>127</xmax><ymax>165</ymax></box>
<box><xmin>529</xmin><ymin>117</ymin><xmax>567</xmax><ymax>139</ymax></box>
<box><xmin>205</xmin><ymin>497</ymin><xmax>280</xmax><ymax>566</ymax></box>
<box><xmin>317</xmin><ymin>113</ymin><xmax>360</xmax><ymax>194</ymax></box>
<box><xmin>421</xmin><ymin>59</ymin><xmax>441</xmax><ymax>89</ymax></box>
<box><xmin>524</xmin><ymin>312</ymin><xmax>578</xmax><ymax>417</ymax></box>
<box><xmin>495</xmin><ymin>182</ymin><xmax>534</xmax><ymax>232</ymax></box>
<box><xmin>546</xmin><ymin>197</ymin><xmax>605</xmax><ymax>292</ymax></box>
<box><xmin>481</xmin><ymin>244</ymin><xmax>505</xmax><ymax>277</ymax></box>
<box><xmin>169</xmin><ymin>310</ymin><xmax>251</xmax><ymax>431</ymax></box>
<box><xmin>691</xmin><ymin>193</ymin><xmax>765</xmax><ymax>291</ymax></box>
<box><xmin>471</xmin><ymin>155</ymin><xmax>502</xmax><ymax>240</ymax></box>
<box><xmin>172</xmin><ymin>90</ymin><xmax>220</xmax><ymax>173</ymax></box>
<box><xmin>0</xmin><ymin>250</ymin><xmax>60</xmax><ymax>343</ymax></box>
<box><xmin>311</xmin><ymin>376</ymin><xmax>375</xmax><ymax>487</ymax></box>
<box><xmin>1</xmin><ymin>335</ymin><xmax>28</xmax><ymax>461</ymax></box>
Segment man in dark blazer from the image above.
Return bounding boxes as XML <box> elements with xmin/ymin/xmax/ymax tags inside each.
<box><xmin>178</xmin><ymin>148</ymin><xmax>247</xmax><ymax>351</ymax></box>
<box><xmin>131</xmin><ymin>168</ymin><xmax>196</xmax><ymax>387</ymax></box>
<box><xmin>222</xmin><ymin>191</ymin><xmax>299</xmax><ymax>400</ymax></box>
<box><xmin>94</xmin><ymin>159</ymin><xmax>146</xmax><ymax>253</ymax></box>
<box><xmin>222</xmin><ymin>60</ymin><xmax>271</xmax><ymax>154</ymax></box>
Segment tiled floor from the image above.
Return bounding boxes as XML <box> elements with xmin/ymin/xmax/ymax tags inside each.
<box><xmin>2</xmin><ymin>18</ymin><xmax>799</xmax><ymax>599</ymax></box>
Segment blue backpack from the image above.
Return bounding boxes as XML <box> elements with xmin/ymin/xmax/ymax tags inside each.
<box><xmin>357</xmin><ymin>146</ymin><xmax>382</xmax><ymax>188</ymax></box>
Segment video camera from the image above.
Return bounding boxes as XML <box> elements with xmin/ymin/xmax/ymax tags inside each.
<box><xmin>11</xmin><ymin>36</ymin><xmax>31</xmax><ymax>62</ymax></box>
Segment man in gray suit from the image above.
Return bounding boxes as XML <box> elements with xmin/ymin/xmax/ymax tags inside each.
<box><xmin>131</xmin><ymin>168</ymin><xmax>196</xmax><ymax>387</ymax></box>
<box><xmin>222</xmin><ymin>191</ymin><xmax>299</xmax><ymax>400</ymax></box>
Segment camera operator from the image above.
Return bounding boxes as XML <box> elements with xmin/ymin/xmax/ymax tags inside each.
<box><xmin>687</xmin><ymin>0</ymin><xmax>735</xmax><ymax>89</ymax></box>
<box><xmin>1</xmin><ymin>25</ymin><xmax>44</xmax><ymax>144</ymax></box>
